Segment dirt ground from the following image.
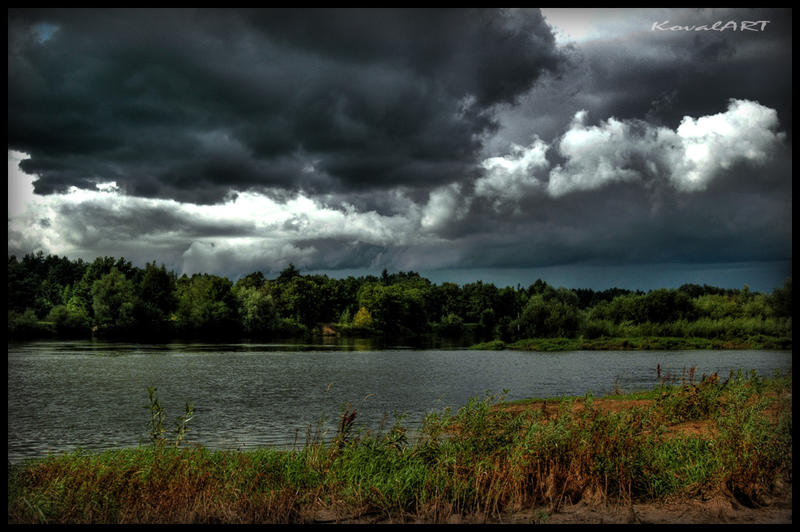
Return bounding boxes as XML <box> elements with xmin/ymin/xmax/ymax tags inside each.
<box><xmin>313</xmin><ymin>492</ymin><xmax>792</xmax><ymax>524</ymax></box>
<box><xmin>315</xmin><ymin>488</ymin><xmax>792</xmax><ymax>524</ymax></box>
<box><xmin>501</xmin><ymin>494</ymin><xmax>792</xmax><ymax>524</ymax></box>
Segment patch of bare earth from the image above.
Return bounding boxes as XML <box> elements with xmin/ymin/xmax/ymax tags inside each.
<box><xmin>499</xmin><ymin>492</ymin><xmax>792</xmax><ymax>524</ymax></box>
<box><xmin>310</xmin><ymin>492</ymin><xmax>792</xmax><ymax>524</ymax></box>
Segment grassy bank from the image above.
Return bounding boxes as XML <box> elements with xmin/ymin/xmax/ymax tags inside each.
<box><xmin>7</xmin><ymin>370</ymin><xmax>792</xmax><ymax>524</ymax></box>
<box><xmin>469</xmin><ymin>335</ymin><xmax>792</xmax><ymax>351</ymax></box>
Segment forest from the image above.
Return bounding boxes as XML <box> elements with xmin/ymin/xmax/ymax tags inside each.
<box><xmin>7</xmin><ymin>251</ymin><xmax>793</xmax><ymax>347</ymax></box>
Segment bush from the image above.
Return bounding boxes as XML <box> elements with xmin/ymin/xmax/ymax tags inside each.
<box><xmin>8</xmin><ymin>309</ymin><xmax>53</xmax><ymax>339</ymax></box>
<box><xmin>438</xmin><ymin>313</ymin><xmax>464</xmax><ymax>337</ymax></box>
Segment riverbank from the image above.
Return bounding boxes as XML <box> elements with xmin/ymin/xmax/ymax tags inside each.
<box><xmin>7</xmin><ymin>369</ymin><xmax>791</xmax><ymax>524</ymax></box>
<box><xmin>469</xmin><ymin>335</ymin><xmax>792</xmax><ymax>351</ymax></box>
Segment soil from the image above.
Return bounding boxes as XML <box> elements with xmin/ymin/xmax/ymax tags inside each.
<box><xmin>493</xmin><ymin>493</ymin><xmax>792</xmax><ymax>524</ymax></box>
<box><xmin>312</xmin><ymin>491</ymin><xmax>793</xmax><ymax>524</ymax></box>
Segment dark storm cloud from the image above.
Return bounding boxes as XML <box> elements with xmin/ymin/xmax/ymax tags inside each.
<box><xmin>592</xmin><ymin>14</ymin><xmax>792</xmax><ymax>135</ymax></box>
<box><xmin>286</xmin><ymin>238</ymin><xmax>388</xmax><ymax>271</ymax></box>
<box><xmin>7</xmin><ymin>8</ymin><xmax>792</xmax><ymax>291</ymax></box>
<box><xmin>492</xmin><ymin>8</ymin><xmax>792</xmax><ymax>149</ymax></box>
<box><xmin>450</xmin><ymin>7</ymin><xmax>792</xmax><ymax>279</ymax></box>
<box><xmin>8</xmin><ymin>8</ymin><xmax>564</xmax><ymax>204</ymax></box>
<box><xmin>416</xmin><ymin>150</ymin><xmax>792</xmax><ymax>272</ymax></box>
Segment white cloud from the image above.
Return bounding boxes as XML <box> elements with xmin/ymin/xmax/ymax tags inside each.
<box><xmin>547</xmin><ymin>111</ymin><xmax>643</xmax><ymax>197</ymax></box>
<box><xmin>6</xmin><ymin>152</ymin><xmax>452</xmax><ymax>274</ymax></box>
<box><xmin>8</xmin><ymin>150</ymin><xmax>37</xmax><ymax>217</ymax></box>
<box><xmin>420</xmin><ymin>183</ymin><xmax>470</xmax><ymax>231</ymax></box>
<box><xmin>95</xmin><ymin>181</ymin><xmax>120</xmax><ymax>193</ymax></box>
<box><xmin>668</xmin><ymin>99</ymin><xmax>784</xmax><ymax>191</ymax></box>
<box><xmin>474</xmin><ymin>138</ymin><xmax>549</xmax><ymax>205</ymax></box>
<box><xmin>479</xmin><ymin>99</ymin><xmax>785</xmax><ymax>201</ymax></box>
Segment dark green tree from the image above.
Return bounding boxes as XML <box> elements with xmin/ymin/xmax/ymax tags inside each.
<box><xmin>770</xmin><ymin>277</ymin><xmax>792</xmax><ymax>318</ymax></box>
<box><xmin>174</xmin><ymin>274</ymin><xmax>238</xmax><ymax>335</ymax></box>
<box><xmin>516</xmin><ymin>287</ymin><xmax>579</xmax><ymax>338</ymax></box>
<box><xmin>132</xmin><ymin>262</ymin><xmax>177</xmax><ymax>333</ymax></box>
<box><xmin>235</xmin><ymin>285</ymin><xmax>279</xmax><ymax>337</ymax></box>
<box><xmin>439</xmin><ymin>312</ymin><xmax>465</xmax><ymax>337</ymax></box>
<box><xmin>91</xmin><ymin>268</ymin><xmax>136</xmax><ymax>330</ymax></box>
<box><xmin>358</xmin><ymin>283</ymin><xmax>428</xmax><ymax>338</ymax></box>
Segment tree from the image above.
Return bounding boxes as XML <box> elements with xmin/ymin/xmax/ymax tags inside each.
<box><xmin>8</xmin><ymin>308</ymin><xmax>51</xmax><ymax>339</ymax></box>
<box><xmin>174</xmin><ymin>274</ymin><xmax>238</xmax><ymax>335</ymax></box>
<box><xmin>357</xmin><ymin>283</ymin><xmax>428</xmax><ymax>337</ymax></box>
<box><xmin>432</xmin><ymin>282</ymin><xmax>464</xmax><ymax>320</ymax></box>
<box><xmin>235</xmin><ymin>285</ymin><xmax>278</xmax><ymax>336</ymax></box>
<box><xmin>604</xmin><ymin>293</ymin><xmax>647</xmax><ymax>324</ymax></box>
<box><xmin>352</xmin><ymin>307</ymin><xmax>374</xmax><ymax>329</ymax></box>
<box><xmin>91</xmin><ymin>268</ymin><xmax>136</xmax><ymax>330</ymax></box>
<box><xmin>276</xmin><ymin>263</ymin><xmax>301</xmax><ymax>283</ymax></box>
<box><xmin>236</xmin><ymin>271</ymin><xmax>266</xmax><ymax>291</ymax></box>
<box><xmin>439</xmin><ymin>312</ymin><xmax>465</xmax><ymax>337</ymax></box>
<box><xmin>643</xmin><ymin>289</ymin><xmax>695</xmax><ymax>324</ymax></box>
<box><xmin>279</xmin><ymin>276</ymin><xmax>322</xmax><ymax>328</ymax></box>
<box><xmin>46</xmin><ymin>303</ymin><xmax>90</xmax><ymax>336</ymax></box>
<box><xmin>516</xmin><ymin>287</ymin><xmax>579</xmax><ymax>338</ymax></box>
<box><xmin>72</xmin><ymin>256</ymin><xmax>129</xmax><ymax>321</ymax></box>
<box><xmin>462</xmin><ymin>280</ymin><xmax>498</xmax><ymax>323</ymax></box>
<box><xmin>770</xmin><ymin>277</ymin><xmax>792</xmax><ymax>318</ymax></box>
<box><xmin>7</xmin><ymin>255</ymin><xmax>38</xmax><ymax>314</ymax></box>
<box><xmin>478</xmin><ymin>308</ymin><xmax>496</xmax><ymax>339</ymax></box>
<box><xmin>133</xmin><ymin>262</ymin><xmax>177</xmax><ymax>328</ymax></box>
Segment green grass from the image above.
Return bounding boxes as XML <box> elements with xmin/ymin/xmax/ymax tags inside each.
<box><xmin>8</xmin><ymin>370</ymin><xmax>792</xmax><ymax>524</ymax></box>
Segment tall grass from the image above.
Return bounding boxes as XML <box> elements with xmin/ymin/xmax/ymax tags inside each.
<box><xmin>8</xmin><ymin>370</ymin><xmax>792</xmax><ymax>524</ymax></box>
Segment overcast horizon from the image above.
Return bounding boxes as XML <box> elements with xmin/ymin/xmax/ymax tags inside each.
<box><xmin>8</xmin><ymin>8</ymin><xmax>793</xmax><ymax>292</ymax></box>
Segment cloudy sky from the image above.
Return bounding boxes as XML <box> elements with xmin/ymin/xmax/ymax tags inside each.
<box><xmin>8</xmin><ymin>8</ymin><xmax>792</xmax><ymax>291</ymax></box>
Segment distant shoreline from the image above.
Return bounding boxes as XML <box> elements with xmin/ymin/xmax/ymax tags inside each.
<box><xmin>469</xmin><ymin>335</ymin><xmax>792</xmax><ymax>352</ymax></box>
<box><xmin>7</xmin><ymin>333</ymin><xmax>792</xmax><ymax>353</ymax></box>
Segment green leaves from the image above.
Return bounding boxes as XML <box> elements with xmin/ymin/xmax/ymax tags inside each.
<box><xmin>174</xmin><ymin>273</ymin><xmax>237</xmax><ymax>334</ymax></box>
<box><xmin>516</xmin><ymin>288</ymin><xmax>579</xmax><ymax>338</ymax></box>
<box><xmin>234</xmin><ymin>285</ymin><xmax>278</xmax><ymax>336</ymax></box>
<box><xmin>90</xmin><ymin>268</ymin><xmax>136</xmax><ymax>330</ymax></box>
<box><xmin>145</xmin><ymin>387</ymin><xmax>194</xmax><ymax>449</ymax></box>
<box><xmin>6</xmin><ymin>251</ymin><xmax>793</xmax><ymax>346</ymax></box>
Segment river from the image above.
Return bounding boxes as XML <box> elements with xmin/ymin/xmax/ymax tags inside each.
<box><xmin>7</xmin><ymin>340</ymin><xmax>792</xmax><ymax>463</ymax></box>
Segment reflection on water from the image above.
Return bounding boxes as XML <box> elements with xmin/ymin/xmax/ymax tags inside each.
<box><xmin>7</xmin><ymin>340</ymin><xmax>791</xmax><ymax>463</ymax></box>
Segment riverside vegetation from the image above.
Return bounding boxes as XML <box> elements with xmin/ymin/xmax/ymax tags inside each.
<box><xmin>7</xmin><ymin>252</ymin><xmax>792</xmax><ymax>350</ymax></box>
<box><xmin>7</xmin><ymin>368</ymin><xmax>792</xmax><ymax>524</ymax></box>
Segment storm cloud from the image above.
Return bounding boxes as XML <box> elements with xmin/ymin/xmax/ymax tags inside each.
<box><xmin>7</xmin><ymin>8</ymin><xmax>793</xmax><ymax>291</ymax></box>
<box><xmin>8</xmin><ymin>8</ymin><xmax>564</xmax><ymax>205</ymax></box>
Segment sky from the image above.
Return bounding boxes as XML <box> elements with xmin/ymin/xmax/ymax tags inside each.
<box><xmin>7</xmin><ymin>8</ymin><xmax>793</xmax><ymax>292</ymax></box>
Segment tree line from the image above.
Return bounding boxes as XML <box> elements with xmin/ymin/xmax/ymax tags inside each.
<box><xmin>7</xmin><ymin>252</ymin><xmax>793</xmax><ymax>345</ymax></box>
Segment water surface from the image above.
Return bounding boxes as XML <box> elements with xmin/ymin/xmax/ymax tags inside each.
<box><xmin>7</xmin><ymin>340</ymin><xmax>792</xmax><ymax>463</ymax></box>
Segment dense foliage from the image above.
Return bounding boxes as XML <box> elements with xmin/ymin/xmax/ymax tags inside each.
<box><xmin>7</xmin><ymin>252</ymin><xmax>792</xmax><ymax>346</ymax></box>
